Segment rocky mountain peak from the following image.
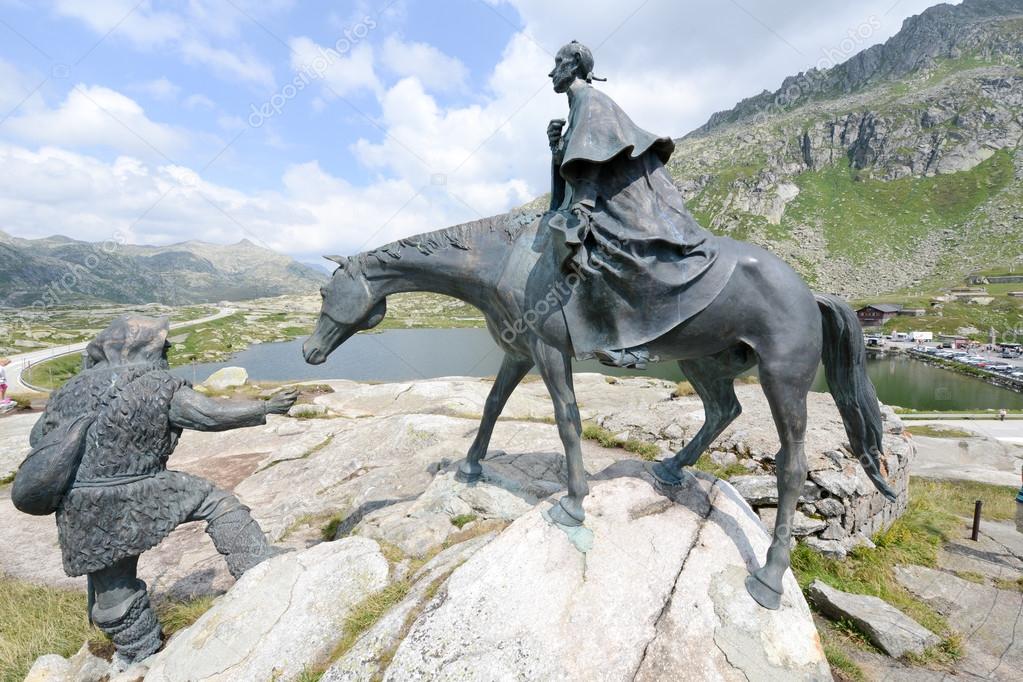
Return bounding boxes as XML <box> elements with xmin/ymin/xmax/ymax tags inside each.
<box><xmin>691</xmin><ymin>0</ymin><xmax>1023</xmax><ymax>137</ymax></box>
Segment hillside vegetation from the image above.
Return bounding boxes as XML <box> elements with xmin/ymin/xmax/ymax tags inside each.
<box><xmin>665</xmin><ymin>0</ymin><xmax>1023</xmax><ymax>335</ymax></box>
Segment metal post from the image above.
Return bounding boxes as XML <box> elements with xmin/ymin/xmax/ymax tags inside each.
<box><xmin>971</xmin><ymin>500</ymin><xmax>982</xmax><ymax>541</ymax></box>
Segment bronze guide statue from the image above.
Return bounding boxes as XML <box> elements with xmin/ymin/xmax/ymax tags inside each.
<box><xmin>304</xmin><ymin>41</ymin><xmax>894</xmax><ymax>610</ymax></box>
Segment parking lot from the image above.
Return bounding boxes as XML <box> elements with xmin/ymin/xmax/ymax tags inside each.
<box><xmin>900</xmin><ymin>343</ymin><xmax>1023</xmax><ymax>386</ymax></box>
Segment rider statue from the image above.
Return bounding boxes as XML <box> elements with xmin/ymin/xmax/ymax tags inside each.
<box><xmin>543</xmin><ymin>41</ymin><xmax>732</xmax><ymax>369</ymax></box>
<box><xmin>12</xmin><ymin>316</ymin><xmax>297</xmax><ymax>668</ymax></box>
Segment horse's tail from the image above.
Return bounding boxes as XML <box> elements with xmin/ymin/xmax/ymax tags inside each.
<box><xmin>815</xmin><ymin>293</ymin><xmax>896</xmax><ymax>501</ymax></box>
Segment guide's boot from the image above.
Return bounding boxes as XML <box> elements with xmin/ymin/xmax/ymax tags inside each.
<box><xmin>92</xmin><ymin>588</ymin><xmax>162</xmax><ymax>668</ymax></box>
<box><xmin>594</xmin><ymin>346</ymin><xmax>650</xmax><ymax>370</ymax></box>
<box><xmin>203</xmin><ymin>494</ymin><xmax>275</xmax><ymax>578</ymax></box>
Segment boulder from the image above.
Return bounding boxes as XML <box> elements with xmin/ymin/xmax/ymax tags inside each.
<box><xmin>201</xmin><ymin>367</ymin><xmax>248</xmax><ymax>391</ymax></box>
<box><xmin>379</xmin><ymin>465</ymin><xmax>832</xmax><ymax>681</ymax></box>
<box><xmin>287</xmin><ymin>403</ymin><xmax>328</xmax><ymax>418</ymax></box>
<box><xmin>23</xmin><ymin>644</ymin><xmax>109</xmax><ymax>682</ymax></box>
<box><xmin>807</xmin><ymin>579</ymin><xmax>939</xmax><ymax>657</ymax></box>
<box><xmin>143</xmin><ymin>537</ymin><xmax>389</xmax><ymax>682</ymax></box>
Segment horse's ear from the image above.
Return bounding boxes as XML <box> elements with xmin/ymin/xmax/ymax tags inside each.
<box><xmin>324</xmin><ymin>255</ymin><xmax>346</xmax><ymax>268</ymax></box>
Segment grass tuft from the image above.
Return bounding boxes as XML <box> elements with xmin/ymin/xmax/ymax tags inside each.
<box><xmin>911</xmin><ymin>478</ymin><xmax>1018</xmax><ymax>521</ymax></box>
<box><xmin>450</xmin><ymin>514</ymin><xmax>477</xmax><ymax>529</ymax></box>
<box><xmin>905</xmin><ymin>425</ymin><xmax>975</xmax><ymax>439</ymax></box>
<box><xmin>692</xmin><ymin>452</ymin><xmax>750</xmax><ymax>480</ymax></box>
<box><xmin>0</xmin><ymin>575</ymin><xmax>104</xmax><ymax>682</ymax></box>
<box><xmin>326</xmin><ymin>581</ymin><xmax>411</xmax><ymax>666</ymax></box>
<box><xmin>155</xmin><ymin>595</ymin><xmax>217</xmax><ymax>636</ymax></box>
<box><xmin>581</xmin><ymin>422</ymin><xmax>660</xmax><ymax>461</ymax></box>
<box><xmin>672</xmin><ymin>381</ymin><xmax>696</xmax><ymax>398</ymax></box>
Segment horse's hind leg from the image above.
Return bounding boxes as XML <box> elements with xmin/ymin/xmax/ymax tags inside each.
<box><xmin>745</xmin><ymin>352</ymin><xmax>816</xmax><ymax>610</ymax></box>
<box><xmin>457</xmin><ymin>353</ymin><xmax>534</xmax><ymax>483</ymax></box>
<box><xmin>652</xmin><ymin>346</ymin><xmax>756</xmax><ymax>486</ymax></box>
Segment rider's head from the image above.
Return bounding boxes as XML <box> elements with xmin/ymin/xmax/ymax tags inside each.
<box><xmin>549</xmin><ymin>41</ymin><xmax>595</xmax><ymax>93</ymax></box>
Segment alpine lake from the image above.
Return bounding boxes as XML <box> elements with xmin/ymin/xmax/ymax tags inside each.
<box><xmin>171</xmin><ymin>328</ymin><xmax>1023</xmax><ymax>412</ymax></box>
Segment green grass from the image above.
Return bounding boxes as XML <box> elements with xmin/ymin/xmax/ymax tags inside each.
<box><xmin>994</xmin><ymin>576</ymin><xmax>1023</xmax><ymax>592</ymax></box>
<box><xmin>581</xmin><ymin>422</ymin><xmax>660</xmax><ymax>461</ymax></box>
<box><xmin>785</xmin><ymin>150</ymin><xmax>1015</xmax><ymax>265</ymax></box>
<box><xmin>155</xmin><ymin>595</ymin><xmax>216</xmax><ymax>636</ymax></box>
<box><xmin>792</xmin><ymin>489</ymin><xmax>961</xmax><ymax>649</ymax></box>
<box><xmin>791</xmin><ymin>478</ymin><xmax>1019</xmax><ymax>667</ymax></box>
<box><xmin>0</xmin><ymin>576</ymin><xmax>106</xmax><ymax>682</ymax></box>
<box><xmin>819</xmin><ymin>624</ymin><xmax>868</xmax><ymax>681</ymax></box>
<box><xmin>450</xmin><ymin>514</ymin><xmax>478</xmax><ymax>529</ymax></box>
<box><xmin>312</xmin><ymin>580</ymin><xmax>411</xmax><ymax>676</ymax></box>
<box><xmin>692</xmin><ymin>452</ymin><xmax>749</xmax><ymax>480</ymax></box>
<box><xmin>21</xmin><ymin>354</ymin><xmax>83</xmax><ymax>391</ymax></box>
<box><xmin>911</xmin><ymin>478</ymin><xmax>1018</xmax><ymax>522</ymax></box>
<box><xmin>904</xmin><ymin>425</ymin><xmax>975</xmax><ymax>439</ymax></box>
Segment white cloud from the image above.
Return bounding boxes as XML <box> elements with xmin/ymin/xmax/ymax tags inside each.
<box><xmin>51</xmin><ymin>0</ymin><xmax>184</xmax><ymax>47</ymax></box>
<box><xmin>0</xmin><ymin>58</ymin><xmax>45</xmax><ymax>116</ymax></box>
<box><xmin>49</xmin><ymin>0</ymin><xmax>278</xmax><ymax>89</ymax></box>
<box><xmin>289</xmin><ymin>37</ymin><xmax>381</xmax><ymax>98</ymax></box>
<box><xmin>5</xmin><ymin>85</ymin><xmax>190</xmax><ymax>159</ymax></box>
<box><xmin>0</xmin><ymin>142</ymin><xmax>446</xmax><ymax>257</ymax></box>
<box><xmin>182</xmin><ymin>93</ymin><xmax>216</xmax><ymax>110</ymax></box>
<box><xmin>180</xmin><ymin>41</ymin><xmax>276</xmax><ymax>91</ymax></box>
<box><xmin>380</xmin><ymin>35</ymin><xmax>469</xmax><ymax>93</ymax></box>
<box><xmin>130</xmin><ymin>77</ymin><xmax>180</xmax><ymax>101</ymax></box>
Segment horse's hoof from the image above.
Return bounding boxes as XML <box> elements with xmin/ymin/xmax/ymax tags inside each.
<box><xmin>745</xmin><ymin>572</ymin><xmax>783</xmax><ymax>610</ymax></box>
<box><xmin>455</xmin><ymin>461</ymin><xmax>482</xmax><ymax>484</ymax></box>
<box><xmin>548</xmin><ymin>497</ymin><xmax>585</xmax><ymax>527</ymax></box>
<box><xmin>651</xmin><ymin>461</ymin><xmax>686</xmax><ymax>487</ymax></box>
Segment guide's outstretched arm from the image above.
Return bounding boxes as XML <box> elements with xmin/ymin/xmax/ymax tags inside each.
<box><xmin>169</xmin><ymin>387</ymin><xmax>298</xmax><ymax>432</ymax></box>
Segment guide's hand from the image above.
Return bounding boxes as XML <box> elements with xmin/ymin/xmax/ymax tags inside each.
<box><xmin>265</xmin><ymin>388</ymin><xmax>299</xmax><ymax>415</ymax></box>
<box><xmin>547</xmin><ymin>118</ymin><xmax>566</xmax><ymax>149</ymax></box>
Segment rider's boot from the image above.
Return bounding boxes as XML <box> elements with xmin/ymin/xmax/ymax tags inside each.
<box><xmin>594</xmin><ymin>346</ymin><xmax>650</xmax><ymax>370</ymax></box>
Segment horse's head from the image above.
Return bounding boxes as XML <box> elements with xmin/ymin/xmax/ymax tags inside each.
<box><xmin>302</xmin><ymin>256</ymin><xmax>387</xmax><ymax>365</ymax></box>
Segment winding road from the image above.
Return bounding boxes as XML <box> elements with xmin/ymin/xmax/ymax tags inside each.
<box><xmin>5</xmin><ymin>307</ymin><xmax>236</xmax><ymax>392</ymax></box>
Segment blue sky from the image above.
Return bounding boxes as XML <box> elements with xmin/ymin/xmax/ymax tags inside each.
<box><xmin>0</xmin><ymin>0</ymin><xmax>956</xmax><ymax>261</ymax></box>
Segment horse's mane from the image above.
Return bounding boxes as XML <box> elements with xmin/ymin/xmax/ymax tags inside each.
<box><xmin>343</xmin><ymin>209</ymin><xmax>540</xmax><ymax>275</ymax></box>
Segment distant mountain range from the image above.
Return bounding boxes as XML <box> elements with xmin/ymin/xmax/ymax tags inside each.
<box><xmin>0</xmin><ymin>231</ymin><xmax>326</xmax><ymax>307</ymax></box>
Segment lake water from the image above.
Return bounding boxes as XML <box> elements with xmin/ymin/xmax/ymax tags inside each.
<box><xmin>171</xmin><ymin>328</ymin><xmax>1023</xmax><ymax>412</ymax></box>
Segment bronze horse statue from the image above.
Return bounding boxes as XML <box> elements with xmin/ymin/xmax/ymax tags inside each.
<box><xmin>302</xmin><ymin>210</ymin><xmax>895</xmax><ymax>609</ymax></box>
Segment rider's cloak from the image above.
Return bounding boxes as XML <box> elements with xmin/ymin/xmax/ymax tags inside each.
<box><xmin>546</xmin><ymin>82</ymin><xmax>735</xmax><ymax>356</ymax></box>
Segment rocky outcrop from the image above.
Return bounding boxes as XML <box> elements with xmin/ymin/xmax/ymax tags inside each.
<box><xmin>666</xmin><ymin>1</ymin><xmax>1023</xmax><ymax>298</ymax></box>
<box><xmin>143</xmin><ymin>538</ymin><xmax>389</xmax><ymax>681</ymax></box>
<box><xmin>334</xmin><ymin>467</ymin><xmax>832</xmax><ymax>682</ymax></box>
<box><xmin>895</xmin><ymin>563</ymin><xmax>1023</xmax><ymax>677</ymax></box>
<box><xmin>0</xmin><ymin>375</ymin><xmax>912</xmax><ymax>598</ymax></box>
<box><xmin>692</xmin><ymin>0</ymin><xmax>1023</xmax><ymax>137</ymax></box>
<box><xmin>807</xmin><ymin>580</ymin><xmax>940</xmax><ymax>658</ymax></box>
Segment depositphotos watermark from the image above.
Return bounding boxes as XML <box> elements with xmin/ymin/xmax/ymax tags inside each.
<box><xmin>248</xmin><ymin>16</ymin><xmax>378</xmax><ymax>128</ymax></box>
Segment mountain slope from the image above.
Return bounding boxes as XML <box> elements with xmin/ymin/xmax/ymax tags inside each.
<box><xmin>667</xmin><ymin>0</ymin><xmax>1023</xmax><ymax>300</ymax></box>
<box><xmin>0</xmin><ymin>231</ymin><xmax>326</xmax><ymax>307</ymax></box>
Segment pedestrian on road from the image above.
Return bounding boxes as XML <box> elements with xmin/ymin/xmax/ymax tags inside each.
<box><xmin>1001</xmin><ymin>408</ymin><xmax>1008</xmax><ymax>422</ymax></box>
<box><xmin>0</xmin><ymin>357</ymin><xmax>10</xmax><ymax>404</ymax></box>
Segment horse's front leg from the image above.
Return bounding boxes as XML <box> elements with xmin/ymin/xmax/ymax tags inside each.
<box><xmin>532</xmin><ymin>341</ymin><xmax>588</xmax><ymax>526</ymax></box>
<box><xmin>456</xmin><ymin>353</ymin><xmax>534</xmax><ymax>483</ymax></box>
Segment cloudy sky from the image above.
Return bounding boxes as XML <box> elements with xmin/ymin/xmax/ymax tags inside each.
<box><xmin>0</xmin><ymin>0</ymin><xmax>957</xmax><ymax>262</ymax></box>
